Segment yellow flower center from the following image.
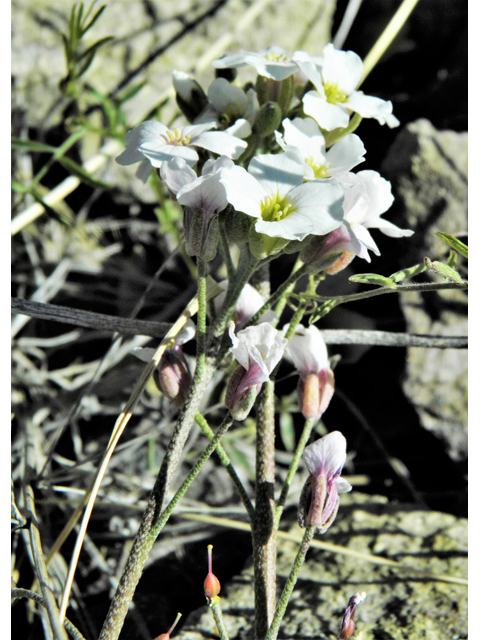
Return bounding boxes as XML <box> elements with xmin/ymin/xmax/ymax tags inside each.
<box><xmin>323</xmin><ymin>82</ymin><xmax>348</xmax><ymax>104</ymax></box>
<box><xmin>260</xmin><ymin>192</ymin><xmax>295</xmax><ymax>222</ymax></box>
<box><xmin>166</xmin><ymin>128</ymin><xmax>191</xmax><ymax>146</ymax></box>
<box><xmin>305</xmin><ymin>157</ymin><xmax>330</xmax><ymax>179</ymax></box>
<box><xmin>265</xmin><ymin>52</ymin><xmax>289</xmax><ymax>62</ymax></box>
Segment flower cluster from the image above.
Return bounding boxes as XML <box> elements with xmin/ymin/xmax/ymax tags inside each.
<box><xmin>119</xmin><ymin>41</ymin><xmax>416</xmax><ymax>540</ymax></box>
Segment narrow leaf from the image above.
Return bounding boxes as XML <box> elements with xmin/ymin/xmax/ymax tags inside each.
<box><xmin>389</xmin><ymin>262</ymin><xmax>426</xmax><ymax>283</ymax></box>
<box><xmin>56</xmin><ymin>156</ymin><xmax>111</xmax><ymax>190</ymax></box>
<box><xmin>435</xmin><ymin>232</ymin><xmax>468</xmax><ymax>259</ymax></box>
<box><xmin>349</xmin><ymin>273</ymin><xmax>396</xmax><ymax>288</ymax></box>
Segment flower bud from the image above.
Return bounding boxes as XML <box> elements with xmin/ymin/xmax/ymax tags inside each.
<box><xmin>153</xmin><ymin>345</ymin><xmax>192</xmax><ymax>407</ymax></box>
<box><xmin>225</xmin><ymin>364</ymin><xmax>262</xmax><ymax>421</ymax></box>
<box><xmin>204</xmin><ymin>544</ymin><xmax>221</xmax><ymax>604</ymax></box>
<box><xmin>252</xmin><ymin>101</ymin><xmax>282</xmax><ymax>138</ymax></box>
<box><xmin>297</xmin><ymin>369</ymin><xmax>335</xmax><ymax>421</ymax></box>
<box><xmin>173</xmin><ymin>70</ymin><xmax>209</xmax><ymax>122</ymax></box>
<box><xmin>338</xmin><ymin>592</ymin><xmax>366</xmax><ymax>639</ymax></box>
<box><xmin>183</xmin><ymin>206</ymin><xmax>220</xmax><ymax>262</ymax></box>
<box><xmin>152</xmin><ymin>612</ymin><xmax>182</xmax><ymax>640</ymax></box>
<box><xmin>255</xmin><ymin>75</ymin><xmax>294</xmax><ymax>115</ymax></box>
<box><xmin>223</xmin><ymin>208</ymin><xmax>252</xmax><ymax>243</ymax></box>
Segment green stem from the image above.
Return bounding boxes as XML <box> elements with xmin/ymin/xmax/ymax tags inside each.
<box><xmin>218</xmin><ymin>210</ymin><xmax>236</xmax><ymax>283</ymax></box>
<box><xmin>196</xmin><ymin>257</ymin><xmax>208</xmax><ymax>367</ymax></box>
<box><xmin>307</xmin><ymin>279</ymin><xmax>468</xmax><ymax>308</ymax></box>
<box><xmin>273</xmin><ymin>257</ymin><xmax>304</xmax><ymax>321</ymax></box>
<box><xmin>274</xmin><ymin>417</ymin><xmax>316</xmax><ymax>528</ymax></box>
<box><xmin>245</xmin><ymin>263</ymin><xmax>310</xmax><ymax>330</ymax></box>
<box><xmin>209</xmin><ymin>600</ymin><xmax>230</xmax><ymax>640</ymax></box>
<box><xmin>265</xmin><ymin>525</ymin><xmax>317</xmax><ymax>640</ymax></box>
<box><xmin>252</xmin><ymin>380</ymin><xmax>277</xmax><ymax>640</ymax></box>
<box><xmin>195</xmin><ymin>412</ymin><xmax>255</xmax><ymax>522</ymax></box>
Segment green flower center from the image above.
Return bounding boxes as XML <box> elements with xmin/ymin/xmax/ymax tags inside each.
<box><xmin>260</xmin><ymin>192</ymin><xmax>296</xmax><ymax>222</ymax></box>
<box><xmin>324</xmin><ymin>82</ymin><xmax>348</xmax><ymax>104</ymax></box>
<box><xmin>166</xmin><ymin>128</ymin><xmax>192</xmax><ymax>146</ymax></box>
<box><xmin>305</xmin><ymin>157</ymin><xmax>330</xmax><ymax>179</ymax></box>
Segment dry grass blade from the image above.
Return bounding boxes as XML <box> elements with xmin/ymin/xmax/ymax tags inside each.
<box><xmin>57</xmin><ymin>276</ymin><xmax>224</xmax><ymax>624</ymax></box>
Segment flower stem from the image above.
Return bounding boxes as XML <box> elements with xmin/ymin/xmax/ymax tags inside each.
<box><xmin>274</xmin><ymin>417</ymin><xmax>316</xmax><ymax>528</ymax></box>
<box><xmin>252</xmin><ymin>380</ymin><xmax>277</xmax><ymax>640</ymax></box>
<box><xmin>209</xmin><ymin>600</ymin><xmax>230</xmax><ymax>640</ymax></box>
<box><xmin>195</xmin><ymin>412</ymin><xmax>255</xmax><ymax>521</ymax></box>
<box><xmin>196</xmin><ymin>257</ymin><xmax>208</xmax><ymax>366</ymax></box>
<box><xmin>265</xmin><ymin>525</ymin><xmax>317</xmax><ymax>640</ymax></box>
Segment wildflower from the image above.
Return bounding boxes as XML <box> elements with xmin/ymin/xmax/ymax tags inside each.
<box><xmin>298</xmin><ymin>431</ymin><xmax>352</xmax><ymax>533</ymax></box>
<box><xmin>338</xmin><ymin>592</ymin><xmax>367</xmax><ymax>640</ymax></box>
<box><xmin>212</xmin><ymin>46</ymin><xmax>298</xmax><ymax>80</ymax></box>
<box><xmin>115</xmin><ymin>120</ymin><xmax>247</xmax><ymax>182</ymax></box>
<box><xmin>161</xmin><ymin>156</ymin><xmax>233</xmax><ymax>261</ymax></box>
<box><xmin>301</xmin><ymin>170</ymin><xmax>413</xmax><ymax>273</ymax></box>
<box><xmin>195</xmin><ymin>77</ymin><xmax>259</xmax><ymax>138</ymax></box>
<box><xmin>213</xmin><ymin>281</ymin><xmax>276</xmax><ymax>330</ymax></box>
<box><xmin>285</xmin><ymin>325</ymin><xmax>334</xmax><ymax>420</ymax></box>
<box><xmin>293</xmin><ymin>45</ymin><xmax>400</xmax><ymax>131</ymax></box>
<box><xmin>204</xmin><ymin>544</ymin><xmax>221</xmax><ymax>605</ymax></box>
<box><xmin>275</xmin><ymin>117</ymin><xmax>366</xmax><ymax>181</ymax></box>
<box><xmin>219</xmin><ymin>152</ymin><xmax>344</xmax><ymax>258</ymax></box>
<box><xmin>225</xmin><ymin>322</ymin><xmax>287</xmax><ymax>420</ymax></box>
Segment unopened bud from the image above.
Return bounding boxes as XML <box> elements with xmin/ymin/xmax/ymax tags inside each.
<box><xmin>223</xmin><ymin>208</ymin><xmax>252</xmax><ymax>243</ymax></box>
<box><xmin>184</xmin><ymin>207</ymin><xmax>220</xmax><ymax>262</ymax></box>
<box><xmin>338</xmin><ymin>592</ymin><xmax>366</xmax><ymax>640</ymax></box>
<box><xmin>253</xmin><ymin>101</ymin><xmax>282</xmax><ymax>138</ymax></box>
<box><xmin>173</xmin><ymin>70</ymin><xmax>208</xmax><ymax>122</ymax></box>
<box><xmin>204</xmin><ymin>544</ymin><xmax>221</xmax><ymax>604</ymax></box>
<box><xmin>225</xmin><ymin>364</ymin><xmax>262</xmax><ymax>421</ymax></box>
<box><xmin>297</xmin><ymin>369</ymin><xmax>335</xmax><ymax>421</ymax></box>
<box><xmin>152</xmin><ymin>612</ymin><xmax>182</xmax><ymax>640</ymax></box>
<box><xmin>255</xmin><ymin>76</ymin><xmax>294</xmax><ymax>115</ymax></box>
<box><xmin>154</xmin><ymin>346</ymin><xmax>192</xmax><ymax>407</ymax></box>
<box><xmin>325</xmin><ymin>251</ymin><xmax>356</xmax><ymax>275</ymax></box>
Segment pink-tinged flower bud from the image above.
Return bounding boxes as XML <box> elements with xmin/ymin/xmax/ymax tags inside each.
<box><xmin>298</xmin><ymin>432</ymin><xmax>352</xmax><ymax>533</ymax></box>
<box><xmin>204</xmin><ymin>544</ymin><xmax>221</xmax><ymax>604</ymax></box>
<box><xmin>338</xmin><ymin>592</ymin><xmax>366</xmax><ymax>640</ymax></box>
<box><xmin>297</xmin><ymin>369</ymin><xmax>335</xmax><ymax>421</ymax></box>
<box><xmin>284</xmin><ymin>325</ymin><xmax>335</xmax><ymax>421</ymax></box>
<box><xmin>152</xmin><ymin>612</ymin><xmax>182</xmax><ymax>640</ymax></box>
<box><xmin>226</xmin><ymin>323</ymin><xmax>287</xmax><ymax>420</ymax></box>
<box><xmin>225</xmin><ymin>363</ymin><xmax>263</xmax><ymax>421</ymax></box>
<box><xmin>154</xmin><ymin>345</ymin><xmax>192</xmax><ymax>408</ymax></box>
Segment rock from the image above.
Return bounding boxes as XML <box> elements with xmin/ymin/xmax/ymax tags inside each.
<box><xmin>381</xmin><ymin>119</ymin><xmax>468</xmax><ymax>463</ymax></box>
<box><xmin>179</xmin><ymin>493</ymin><xmax>467</xmax><ymax>638</ymax></box>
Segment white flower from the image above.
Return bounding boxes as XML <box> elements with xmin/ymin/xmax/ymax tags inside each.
<box><xmin>293</xmin><ymin>45</ymin><xmax>400</xmax><ymax>131</ymax></box>
<box><xmin>219</xmin><ymin>152</ymin><xmax>344</xmax><ymax>241</ymax></box>
<box><xmin>195</xmin><ymin>77</ymin><xmax>259</xmax><ymax>138</ymax></box>
<box><xmin>285</xmin><ymin>325</ymin><xmax>335</xmax><ymax>421</ymax></box>
<box><xmin>161</xmin><ymin>156</ymin><xmax>233</xmax><ymax>260</ymax></box>
<box><xmin>212</xmin><ymin>46</ymin><xmax>299</xmax><ymax>80</ymax></box>
<box><xmin>298</xmin><ymin>431</ymin><xmax>352</xmax><ymax>532</ymax></box>
<box><xmin>116</xmin><ymin>120</ymin><xmax>247</xmax><ymax>182</ymax></box>
<box><xmin>229</xmin><ymin>322</ymin><xmax>287</xmax><ymax>380</ymax></box>
<box><xmin>276</xmin><ymin>117</ymin><xmax>366</xmax><ymax>181</ymax></box>
<box><xmin>226</xmin><ymin>322</ymin><xmax>287</xmax><ymax>419</ymax></box>
<box><xmin>214</xmin><ymin>281</ymin><xmax>276</xmax><ymax>329</ymax></box>
<box><xmin>303</xmin><ymin>170</ymin><xmax>413</xmax><ymax>269</ymax></box>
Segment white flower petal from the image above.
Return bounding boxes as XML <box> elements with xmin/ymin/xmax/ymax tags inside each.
<box><xmin>335</xmin><ymin>477</ymin><xmax>352</xmax><ymax>493</ymax></box>
<box><xmin>321</xmin><ymin>44</ymin><xmax>363</xmax><ymax>94</ymax></box>
<box><xmin>303</xmin><ymin>431</ymin><xmax>347</xmax><ymax>478</ymax></box>
<box><xmin>220</xmin><ymin>165</ymin><xmax>266</xmax><ymax>217</ymax></box>
<box><xmin>160</xmin><ymin>158</ymin><xmax>197</xmax><ymax>195</ymax></box>
<box><xmin>248</xmin><ymin>153</ymin><xmax>305</xmax><ymax>198</ymax></box>
<box><xmin>326</xmin><ymin>134</ymin><xmax>366</xmax><ymax>175</ymax></box>
<box><xmin>194</xmin><ymin>130</ymin><xmax>247</xmax><ymax>159</ymax></box>
<box><xmin>346</xmin><ymin>92</ymin><xmax>395</xmax><ymax>122</ymax></box>
<box><xmin>302</xmin><ymin>91</ymin><xmax>350</xmax><ymax>131</ymax></box>
<box><xmin>139</xmin><ymin>143</ymin><xmax>199</xmax><ymax>168</ymax></box>
<box><xmin>285</xmin><ymin>325</ymin><xmax>329</xmax><ymax>374</ymax></box>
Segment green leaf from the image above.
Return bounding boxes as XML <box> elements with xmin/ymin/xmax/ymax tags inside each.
<box><xmin>424</xmin><ymin>258</ymin><xmax>465</xmax><ymax>283</ymax></box>
<box><xmin>56</xmin><ymin>156</ymin><xmax>111</xmax><ymax>190</ymax></box>
<box><xmin>80</xmin><ymin>3</ymin><xmax>107</xmax><ymax>37</ymax></box>
<box><xmin>77</xmin><ymin>36</ymin><xmax>114</xmax><ymax>64</ymax></box>
<box><xmin>389</xmin><ymin>262</ymin><xmax>427</xmax><ymax>283</ymax></box>
<box><xmin>309</xmin><ymin>298</ymin><xmax>339</xmax><ymax>324</ymax></box>
<box><xmin>349</xmin><ymin>273</ymin><xmax>397</xmax><ymax>288</ymax></box>
<box><xmin>435</xmin><ymin>232</ymin><xmax>468</xmax><ymax>258</ymax></box>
